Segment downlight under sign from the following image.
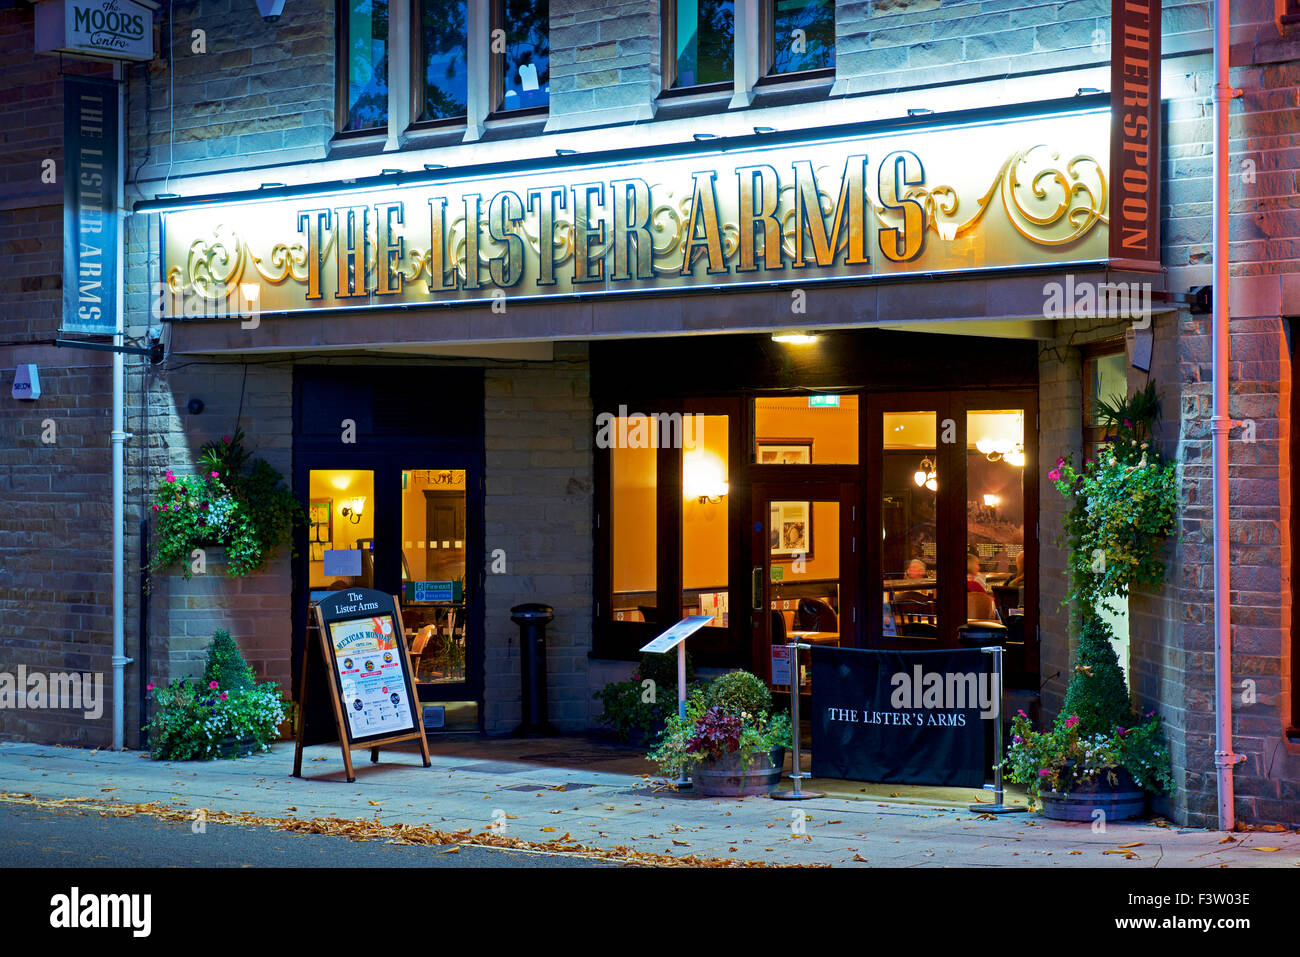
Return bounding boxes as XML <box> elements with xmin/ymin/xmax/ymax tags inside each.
<box><xmin>34</xmin><ymin>0</ymin><xmax>158</xmax><ymax>63</ymax></box>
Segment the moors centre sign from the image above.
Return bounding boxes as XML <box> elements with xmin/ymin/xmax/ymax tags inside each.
<box><xmin>159</xmin><ymin>108</ymin><xmax>1112</xmax><ymax>317</ymax></box>
<box><xmin>35</xmin><ymin>0</ymin><xmax>156</xmax><ymax>63</ymax></box>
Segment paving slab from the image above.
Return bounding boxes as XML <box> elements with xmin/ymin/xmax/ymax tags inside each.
<box><xmin>1</xmin><ymin>739</ymin><xmax>1297</xmax><ymax>867</ymax></box>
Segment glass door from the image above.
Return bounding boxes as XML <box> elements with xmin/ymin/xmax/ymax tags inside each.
<box><xmin>749</xmin><ymin>480</ymin><xmax>857</xmax><ymax>689</ymax></box>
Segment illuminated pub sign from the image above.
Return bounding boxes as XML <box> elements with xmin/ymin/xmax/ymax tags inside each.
<box><xmin>160</xmin><ymin>108</ymin><xmax>1111</xmax><ymax>317</ymax></box>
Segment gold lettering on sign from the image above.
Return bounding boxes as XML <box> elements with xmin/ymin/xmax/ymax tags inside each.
<box><xmin>736</xmin><ymin>165</ymin><xmax>781</xmax><ymax>273</ymax></box>
<box><xmin>682</xmin><ymin>171</ymin><xmax>726</xmax><ymax>274</ymax></box>
<box><xmin>427</xmin><ymin>196</ymin><xmax>455</xmax><ymax>291</ymax></box>
<box><xmin>374</xmin><ymin>202</ymin><xmax>404</xmax><ymax>296</ymax></box>
<box><xmin>610</xmin><ymin>178</ymin><xmax>653</xmax><ymax>282</ymax></box>
<box><xmin>298</xmin><ymin>208</ymin><xmax>331</xmax><ymax>300</ymax></box>
<box><xmin>572</xmin><ymin>183</ymin><xmax>606</xmax><ymax>284</ymax></box>
<box><xmin>528</xmin><ymin>186</ymin><xmax>566</xmax><ymax>287</ymax></box>
<box><xmin>333</xmin><ymin>205</ymin><xmax>369</xmax><ymax>298</ymax></box>
<box><xmin>791</xmin><ymin>156</ymin><xmax>870</xmax><ymax>268</ymax></box>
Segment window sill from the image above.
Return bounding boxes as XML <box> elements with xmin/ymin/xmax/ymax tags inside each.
<box><xmin>482</xmin><ymin>109</ymin><xmax>549</xmax><ymax>141</ymax></box>
<box><xmin>749</xmin><ymin>71</ymin><xmax>836</xmax><ymax>110</ymax></box>
<box><xmin>327</xmin><ymin>129</ymin><xmax>389</xmax><ymax>160</ymax></box>
<box><xmin>652</xmin><ymin>85</ymin><xmax>734</xmax><ymax>124</ymax></box>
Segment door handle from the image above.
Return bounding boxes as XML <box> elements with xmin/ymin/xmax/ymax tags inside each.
<box><xmin>752</xmin><ymin>566</ymin><xmax>764</xmax><ymax>611</ymax></box>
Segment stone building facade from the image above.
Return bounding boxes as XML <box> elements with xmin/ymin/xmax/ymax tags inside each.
<box><xmin>1</xmin><ymin>0</ymin><xmax>1298</xmax><ymax>828</ymax></box>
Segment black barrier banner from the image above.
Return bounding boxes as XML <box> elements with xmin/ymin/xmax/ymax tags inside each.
<box><xmin>811</xmin><ymin>646</ymin><xmax>995</xmax><ymax>787</ymax></box>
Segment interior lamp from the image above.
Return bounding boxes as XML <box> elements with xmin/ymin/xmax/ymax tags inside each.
<box><xmin>341</xmin><ymin>496</ymin><xmax>366</xmax><ymax>524</ymax></box>
<box><xmin>684</xmin><ymin>453</ymin><xmax>729</xmax><ymax>504</ymax></box>
<box><xmin>913</xmin><ymin>456</ymin><xmax>937</xmax><ymax>492</ymax></box>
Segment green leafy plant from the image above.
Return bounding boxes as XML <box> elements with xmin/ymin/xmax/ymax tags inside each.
<box><xmin>144</xmin><ymin>631</ymin><xmax>286</xmax><ymax>760</ymax></box>
<box><xmin>647</xmin><ymin>673</ymin><xmax>791</xmax><ymax>778</ymax></box>
<box><xmin>151</xmin><ymin>429</ymin><xmax>305</xmax><ymax>578</ymax></box>
<box><xmin>593</xmin><ymin>652</ymin><xmax>701</xmax><ymax>744</ymax></box>
<box><xmin>704</xmin><ymin>669</ymin><xmax>772</xmax><ymax>718</ymax></box>
<box><xmin>1049</xmin><ymin>381</ymin><xmax>1178</xmax><ymax>611</ymax></box>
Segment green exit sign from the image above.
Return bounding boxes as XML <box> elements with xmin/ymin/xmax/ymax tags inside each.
<box><xmin>808</xmin><ymin>395</ymin><xmax>840</xmax><ymax>408</ymax></box>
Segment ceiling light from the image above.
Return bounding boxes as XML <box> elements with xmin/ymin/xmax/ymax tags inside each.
<box><xmin>771</xmin><ymin>332</ymin><xmax>819</xmax><ymax>345</ymax></box>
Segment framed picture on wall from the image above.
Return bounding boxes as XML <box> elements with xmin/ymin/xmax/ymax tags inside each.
<box><xmin>756</xmin><ymin>440</ymin><xmax>812</xmax><ymax>465</ymax></box>
<box><xmin>770</xmin><ymin>500</ymin><xmax>813</xmax><ymax>559</ymax></box>
<box><xmin>309</xmin><ymin>499</ymin><xmax>332</xmax><ymax>550</ymax></box>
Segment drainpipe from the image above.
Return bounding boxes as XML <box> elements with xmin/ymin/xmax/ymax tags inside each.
<box><xmin>1210</xmin><ymin>0</ymin><xmax>1243</xmax><ymax>830</ymax></box>
<box><xmin>111</xmin><ymin>61</ymin><xmax>133</xmax><ymax>750</ymax></box>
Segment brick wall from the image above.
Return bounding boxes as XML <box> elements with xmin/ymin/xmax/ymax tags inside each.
<box><xmin>548</xmin><ymin>0</ymin><xmax>658</xmax><ymax>130</ymax></box>
<box><xmin>483</xmin><ymin>343</ymin><xmax>594</xmax><ymax>732</ymax></box>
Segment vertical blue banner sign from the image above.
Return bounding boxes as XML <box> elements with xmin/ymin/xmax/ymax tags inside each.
<box><xmin>61</xmin><ymin>75</ymin><xmax>118</xmax><ymax>335</ymax></box>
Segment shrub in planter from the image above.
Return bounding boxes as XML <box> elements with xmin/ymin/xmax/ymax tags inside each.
<box><xmin>647</xmin><ymin>671</ymin><xmax>792</xmax><ymax>793</ymax></box>
<box><xmin>704</xmin><ymin>669</ymin><xmax>772</xmax><ymax>718</ymax></box>
<box><xmin>593</xmin><ymin>652</ymin><xmax>701</xmax><ymax>744</ymax></box>
<box><xmin>145</xmin><ymin>631</ymin><xmax>286</xmax><ymax>760</ymax></box>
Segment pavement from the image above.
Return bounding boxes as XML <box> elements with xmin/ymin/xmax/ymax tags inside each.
<box><xmin>1</xmin><ymin>736</ymin><xmax>1297</xmax><ymax>868</ymax></box>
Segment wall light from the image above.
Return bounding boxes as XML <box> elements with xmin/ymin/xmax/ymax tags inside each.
<box><xmin>341</xmin><ymin>496</ymin><xmax>366</xmax><ymax>524</ymax></box>
<box><xmin>771</xmin><ymin>332</ymin><xmax>819</xmax><ymax>345</ymax></box>
<box><xmin>683</xmin><ymin>452</ymin><xmax>728</xmax><ymax>504</ymax></box>
<box><xmin>983</xmin><ymin>493</ymin><xmax>1000</xmax><ymax>507</ymax></box>
<box><xmin>913</xmin><ymin>456</ymin><xmax>937</xmax><ymax>492</ymax></box>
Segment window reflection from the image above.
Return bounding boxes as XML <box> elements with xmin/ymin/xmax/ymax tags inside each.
<box><xmin>420</xmin><ymin>0</ymin><xmax>468</xmax><ymax>120</ymax></box>
<box><xmin>880</xmin><ymin>412</ymin><xmax>938</xmax><ymax>639</ymax></box>
<box><xmin>611</xmin><ymin>418</ymin><xmax>657</xmax><ymax>622</ymax></box>
<box><xmin>498</xmin><ymin>0</ymin><xmax>549</xmax><ymax>111</ymax></box>
<box><xmin>672</xmin><ymin>0</ymin><xmax>734</xmax><ymax>88</ymax></box>
<box><xmin>769</xmin><ymin>0</ymin><xmax>835</xmax><ymax>75</ymax></box>
<box><xmin>966</xmin><ymin>411</ymin><xmax>1025</xmax><ymax>633</ymax></box>
<box><xmin>344</xmin><ymin>0</ymin><xmax>389</xmax><ymax>131</ymax></box>
<box><xmin>682</xmin><ymin>416</ymin><xmax>729</xmax><ymax>624</ymax></box>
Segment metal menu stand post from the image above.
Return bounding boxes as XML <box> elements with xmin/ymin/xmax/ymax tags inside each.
<box><xmin>772</xmin><ymin>641</ymin><xmax>821</xmax><ymax>801</ymax></box>
<box><xmin>969</xmin><ymin>644</ymin><xmax>1026</xmax><ymax>814</ymax></box>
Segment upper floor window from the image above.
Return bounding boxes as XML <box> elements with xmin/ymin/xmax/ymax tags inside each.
<box><xmin>666</xmin><ymin>0</ymin><xmax>734</xmax><ymax>90</ymax></box>
<box><xmin>766</xmin><ymin>0</ymin><xmax>834</xmax><ymax>76</ymax></box>
<box><xmin>419</xmin><ymin>0</ymin><xmax>469</xmax><ymax>122</ymax></box>
<box><xmin>494</xmin><ymin>0</ymin><xmax>550</xmax><ymax>113</ymax></box>
<box><xmin>340</xmin><ymin>0</ymin><xmax>389</xmax><ymax>132</ymax></box>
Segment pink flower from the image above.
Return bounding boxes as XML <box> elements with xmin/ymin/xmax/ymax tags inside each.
<box><xmin>1017</xmin><ymin>709</ymin><xmax>1027</xmax><ymax>717</ymax></box>
<box><xmin>1123</xmin><ymin>418</ymin><xmax>1132</xmax><ymax>428</ymax></box>
<box><xmin>164</xmin><ymin>471</ymin><xmax>175</xmax><ymax>483</ymax></box>
<box><xmin>1064</xmin><ymin>715</ymin><xmax>1080</xmax><ymax>729</ymax></box>
<box><xmin>151</xmin><ymin>505</ymin><xmax>158</xmax><ymax>512</ymax></box>
<box><xmin>1055</xmin><ymin>456</ymin><xmax>1065</xmax><ymax>467</ymax></box>
<box><xmin>208</xmin><ymin>680</ymin><xmax>219</xmax><ymax>690</ymax></box>
<box><xmin>223</xmin><ymin>435</ymin><xmax>230</xmax><ymax>443</ymax></box>
<box><xmin>1038</xmin><ymin>769</ymin><xmax>1050</xmax><ymax>778</ymax></box>
<box><xmin>1048</xmin><ymin>468</ymin><xmax>1061</xmax><ymax>483</ymax></box>
<box><xmin>1116</xmin><ymin>726</ymin><xmax>1127</xmax><ymax>737</ymax></box>
<box><xmin>219</xmin><ymin>691</ymin><xmax>228</xmax><ymax>701</ymax></box>
<box><xmin>146</xmin><ymin>682</ymin><xmax>155</xmax><ymax>691</ymax></box>
<box><xmin>210</xmin><ymin>471</ymin><xmax>219</xmax><ymax>478</ymax></box>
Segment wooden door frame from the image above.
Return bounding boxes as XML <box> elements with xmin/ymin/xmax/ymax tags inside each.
<box><xmin>748</xmin><ymin>478</ymin><xmax>859</xmax><ymax>684</ymax></box>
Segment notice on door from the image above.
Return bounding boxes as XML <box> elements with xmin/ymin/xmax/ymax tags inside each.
<box><xmin>327</xmin><ymin>615</ymin><xmax>415</xmax><ymax>739</ymax></box>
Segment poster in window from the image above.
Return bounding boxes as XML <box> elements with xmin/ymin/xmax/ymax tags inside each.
<box><xmin>770</xmin><ymin>501</ymin><xmax>812</xmax><ymax>558</ymax></box>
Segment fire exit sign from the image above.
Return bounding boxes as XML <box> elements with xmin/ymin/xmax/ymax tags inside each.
<box><xmin>808</xmin><ymin>395</ymin><xmax>840</xmax><ymax>407</ymax></box>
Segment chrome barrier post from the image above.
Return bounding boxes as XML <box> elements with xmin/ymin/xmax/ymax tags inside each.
<box><xmin>675</xmin><ymin>640</ymin><xmax>691</xmax><ymax>789</ymax></box>
<box><xmin>772</xmin><ymin>641</ymin><xmax>822</xmax><ymax>801</ymax></box>
<box><xmin>970</xmin><ymin>644</ymin><xmax>1026</xmax><ymax>814</ymax></box>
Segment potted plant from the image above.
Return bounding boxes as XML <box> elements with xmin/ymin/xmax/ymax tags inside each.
<box><xmin>1003</xmin><ymin>616</ymin><xmax>1173</xmax><ymax>819</ymax></box>
<box><xmin>149</xmin><ymin>429</ymin><xmax>305</xmax><ymax>579</ymax></box>
<box><xmin>593</xmin><ymin>651</ymin><xmax>702</xmax><ymax>746</ymax></box>
<box><xmin>1004</xmin><ymin>382</ymin><xmax>1177</xmax><ymax>819</ymax></box>
<box><xmin>144</xmin><ymin>630</ymin><xmax>287</xmax><ymax>760</ymax></box>
<box><xmin>647</xmin><ymin>670</ymin><xmax>792</xmax><ymax>797</ymax></box>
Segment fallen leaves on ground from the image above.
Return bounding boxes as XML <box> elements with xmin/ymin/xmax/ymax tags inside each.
<box><xmin>0</xmin><ymin>794</ymin><xmax>824</xmax><ymax>869</ymax></box>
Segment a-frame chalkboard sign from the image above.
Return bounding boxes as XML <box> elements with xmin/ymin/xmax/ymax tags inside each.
<box><xmin>292</xmin><ymin>588</ymin><xmax>432</xmax><ymax>782</ymax></box>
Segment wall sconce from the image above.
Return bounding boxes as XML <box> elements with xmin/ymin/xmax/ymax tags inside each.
<box><xmin>340</xmin><ymin>496</ymin><xmax>366</xmax><ymax>524</ymax></box>
<box><xmin>983</xmin><ymin>493</ymin><xmax>1000</xmax><ymax>507</ymax></box>
<box><xmin>913</xmin><ymin>457</ymin><xmax>937</xmax><ymax>492</ymax></box>
<box><xmin>684</xmin><ymin>453</ymin><xmax>729</xmax><ymax>504</ymax></box>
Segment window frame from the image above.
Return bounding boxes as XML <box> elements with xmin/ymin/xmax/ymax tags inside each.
<box><xmin>335</xmin><ymin>0</ymin><xmax>392</xmax><ymax>137</ymax></box>
<box><xmin>409</xmin><ymin>0</ymin><xmax>471</xmax><ymax>129</ymax></box>
<box><xmin>756</xmin><ymin>0</ymin><xmax>836</xmax><ymax>85</ymax></box>
<box><xmin>659</xmin><ymin>0</ymin><xmax>736</xmax><ymax>98</ymax></box>
<box><xmin>1081</xmin><ymin>338</ymin><xmax>1127</xmax><ymax>457</ymax></box>
<box><xmin>489</xmin><ymin>0</ymin><xmax>550</xmax><ymax>118</ymax></box>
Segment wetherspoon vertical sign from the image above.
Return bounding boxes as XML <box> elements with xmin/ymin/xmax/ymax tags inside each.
<box><xmin>61</xmin><ymin>76</ymin><xmax>118</xmax><ymax>335</ymax></box>
<box><xmin>1110</xmin><ymin>0</ymin><xmax>1162</xmax><ymax>269</ymax></box>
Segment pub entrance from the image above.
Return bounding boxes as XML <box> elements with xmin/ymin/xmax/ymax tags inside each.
<box><xmin>291</xmin><ymin>366</ymin><xmax>486</xmax><ymax>733</ymax></box>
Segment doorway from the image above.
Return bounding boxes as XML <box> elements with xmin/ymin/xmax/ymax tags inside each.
<box><xmin>291</xmin><ymin>367</ymin><xmax>485</xmax><ymax>733</ymax></box>
<box><xmin>749</xmin><ymin>480</ymin><xmax>858</xmax><ymax>687</ymax></box>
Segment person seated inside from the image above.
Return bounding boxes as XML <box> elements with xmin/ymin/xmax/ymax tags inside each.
<box><xmin>1006</xmin><ymin>551</ymin><xmax>1026</xmax><ymax>588</ymax></box>
<box><xmin>904</xmin><ymin>558</ymin><xmax>928</xmax><ymax>580</ymax></box>
<box><xmin>966</xmin><ymin>553</ymin><xmax>989</xmax><ymax>594</ymax></box>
